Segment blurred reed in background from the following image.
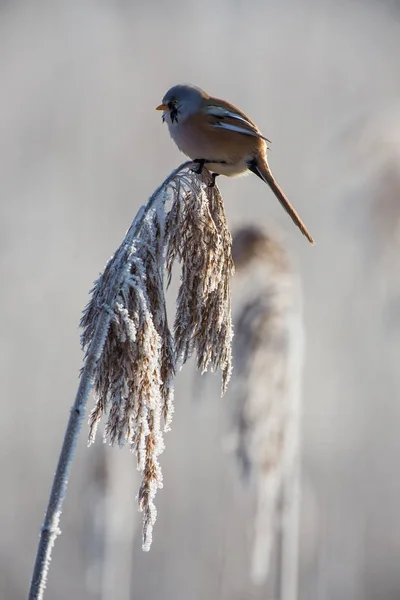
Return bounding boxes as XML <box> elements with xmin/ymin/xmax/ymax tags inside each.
<box><xmin>229</xmin><ymin>226</ymin><xmax>304</xmax><ymax>598</ymax></box>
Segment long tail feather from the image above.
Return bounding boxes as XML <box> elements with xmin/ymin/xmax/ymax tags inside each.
<box><xmin>249</xmin><ymin>159</ymin><xmax>315</xmax><ymax>245</ymax></box>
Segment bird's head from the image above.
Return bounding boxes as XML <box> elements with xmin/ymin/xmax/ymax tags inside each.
<box><xmin>156</xmin><ymin>84</ymin><xmax>206</xmax><ymax>125</ymax></box>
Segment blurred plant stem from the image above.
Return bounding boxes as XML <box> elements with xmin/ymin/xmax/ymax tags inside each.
<box><xmin>230</xmin><ymin>226</ymin><xmax>304</xmax><ymax>598</ymax></box>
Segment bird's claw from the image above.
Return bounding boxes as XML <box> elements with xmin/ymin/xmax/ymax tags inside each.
<box><xmin>208</xmin><ymin>173</ymin><xmax>219</xmax><ymax>188</ymax></box>
<box><xmin>193</xmin><ymin>159</ymin><xmax>206</xmax><ymax>175</ymax></box>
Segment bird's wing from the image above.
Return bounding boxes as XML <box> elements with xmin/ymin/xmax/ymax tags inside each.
<box><xmin>204</xmin><ymin>104</ymin><xmax>272</xmax><ymax>144</ymax></box>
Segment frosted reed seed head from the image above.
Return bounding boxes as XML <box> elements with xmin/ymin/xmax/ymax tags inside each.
<box><xmin>165</xmin><ymin>171</ymin><xmax>234</xmax><ymax>394</ymax></box>
<box><xmin>81</xmin><ymin>162</ymin><xmax>234</xmax><ymax>550</ymax></box>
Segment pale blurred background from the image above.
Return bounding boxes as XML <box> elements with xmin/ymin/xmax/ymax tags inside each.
<box><xmin>1</xmin><ymin>1</ymin><xmax>400</xmax><ymax>598</ymax></box>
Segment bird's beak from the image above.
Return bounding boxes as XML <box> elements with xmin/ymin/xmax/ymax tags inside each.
<box><xmin>156</xmin><ymin>104</ymin><xmax>168</xmax><ymax>111</ymax></box>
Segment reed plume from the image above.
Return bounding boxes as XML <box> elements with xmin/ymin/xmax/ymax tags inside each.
<box><xmin>28</xmin><ymin>161</ymin><xmax>234</xmax><ymax>600</ymax></box>
<box><xmin>81</xmin><ymin>162</ymin><xmax>234</xmax><ymax>550</ymax></box>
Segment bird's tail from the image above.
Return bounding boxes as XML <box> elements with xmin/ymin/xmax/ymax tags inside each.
<box><xmin>249</xmin><ymin>159</ymin><xmax>315</xmax><ymax>245</ymax></box>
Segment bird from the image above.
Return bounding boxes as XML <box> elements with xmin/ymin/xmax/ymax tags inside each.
<box><xmin>156</xmin><ymin>84</ymin><xmax>314</xmax><ymax>245</ymax></box>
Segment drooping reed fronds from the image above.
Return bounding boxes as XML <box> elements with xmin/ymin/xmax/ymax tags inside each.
<box><xmin>28</xmin><ymin>162</ymin><xmax>234</xmax><ymax>600</ymax></box>
<box><xmin>81</xmin><ymin>162</ymin><xmax>234</xmax><ymax>551</ymax></box>
<box><xmin>165</xmin><ymin>173</ymin><xmax>234</xmax><ymax>393</ymax></box>
<box><xmin>229</xmin><ymin>226</ymin><xmax>304</xmax><ymax>597</ymax></box>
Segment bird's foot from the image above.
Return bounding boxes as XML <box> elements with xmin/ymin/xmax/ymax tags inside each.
<box><xmin>193</xmin><ymin>159</ymin><xmax>206</xmax><ymax>175</ymax></box>
<box><xmin>208</xmin><ymin>173</ymin><xmax>219</xmax><ymax>188</ymax></box>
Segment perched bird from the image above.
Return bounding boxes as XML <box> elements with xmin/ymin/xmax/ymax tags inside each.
<box><xmin>157</xmin><ymin>84</ymin><xmax>314</xmax><ymax>244</ymax></box>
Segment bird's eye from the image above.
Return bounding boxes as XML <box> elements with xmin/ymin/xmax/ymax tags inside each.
<box><xmin>168</xmin><ymin>100</ymin><xmax>177</xmax><ymax>109</ymax></box>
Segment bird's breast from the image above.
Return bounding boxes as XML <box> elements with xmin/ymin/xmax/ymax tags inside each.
<box><xmin>167</xmin><ymin>114</ymin><xmax>264</xmax><ymax>177</ymax></box>
<box><xmin>167</xmin><ymin>117</ymin><xmax>213</xmax><ymax>161</ymax></box>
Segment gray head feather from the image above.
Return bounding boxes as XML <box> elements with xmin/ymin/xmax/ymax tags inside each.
<box><xmin>162</xmin><ymin>84</ymin><xmax>204</xmax><ymax>122</ymax></box>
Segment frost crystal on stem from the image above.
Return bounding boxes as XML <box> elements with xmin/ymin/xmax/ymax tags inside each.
<box><xmin>81</xmin><ymin>162</ymin><xmax>234</xmax><ymax>550</ymax></box>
